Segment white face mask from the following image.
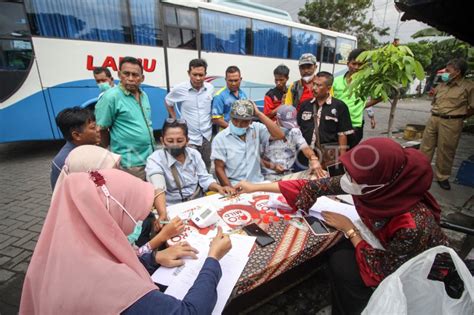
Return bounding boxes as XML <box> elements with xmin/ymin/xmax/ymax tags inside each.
<box><xmin>302</xmin><ymin>74</ymin><xmax>314</xmax><ymax>83</ymax></box>
<box><xmin>339</xmin><ymin>173</ymin><xmax>386</xmax><ymax>196</ymax></box>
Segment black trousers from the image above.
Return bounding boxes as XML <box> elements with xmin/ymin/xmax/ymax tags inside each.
<box><xmin>349</xmin><ymin>124</ymin><xmax>364</xmax><ymax>149</ymax></box>
<box><xmin>327</xmin><ymin>239</ymin><xmax>374</xmax><ymax>315</ymax></box>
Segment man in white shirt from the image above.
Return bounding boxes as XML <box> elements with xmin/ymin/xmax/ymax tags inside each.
<box><xmin>165</xmin><ymin>59</ymin><xmax>214</xmax><ymax>170</ymax></box>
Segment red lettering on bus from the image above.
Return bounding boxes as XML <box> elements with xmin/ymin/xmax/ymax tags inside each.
<box><xmin>102</xmin><ymin>56</ymin><xmax>118</xmax><ymax>71</ymax></box>
<box><xmin>86</xmin><ymin>55</ymin><xmax>94</xmax><ymax>70</ymax></box>
<box><xmin>86</xmin><ymin>55</ymin><xmax>157</xmax><ymax>73</ymax></box>
<box><xmin>143</xmin><ymin>59</ymin><xmax>156</xmax><ymax>72</ymax></box>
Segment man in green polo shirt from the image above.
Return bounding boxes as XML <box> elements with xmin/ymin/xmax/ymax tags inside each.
<box><xmin>95</xmin><ymin>56</ymin><xmax>155</xmax><ymax>180</ymax></box>
<box><xmin>333</xmin><ymin>48</ymin><xmax>380</xmax><ymax>147</ymax></box>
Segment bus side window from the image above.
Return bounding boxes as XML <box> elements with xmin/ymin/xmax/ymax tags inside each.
<box><xmin>321</xmin><ymin>36</ymin><xmax>336</xmax><ymax>64</ymax></box>
<box><xmin>164</xmin><ymin>5</ymin><xmax>197</xmax><ymax>50</ymax></box>
<box><xmin>335</xmin><ymin>38</ymin><xmax>356</xmax><ymax>64</ymax></box>
<box><xmin>290</xmin><ymin>28</ymin><xmax>321</xmax><ymax>60</ymax></box>
<box><xmin>129</xmin><ymin>0</ymin><xmax>163</xmax><ymax>47</ymax></box>
<box><xmin>200</xmin><ymin>9</ymin><xmax>250</xmax><ymax>55</ymax></box>
<box><xmin>252</xmin><ymin>20</ymin><xmax>289</xmax><ymax>59</ymax></box>
<box><xmin>24</xmin><ymin>0</ymin><xmax>132</xmax><ymax>44</ymax></box>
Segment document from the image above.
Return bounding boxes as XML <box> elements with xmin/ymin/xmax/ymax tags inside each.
<box><xmin>309</xmin><ymin>196</ymin><xmax>360</xmax><ymax>222</ymax></box>
<box><xmin>151</xmin><ymin>233</ymin><xmax>256</xmax><ymax>315</ymax></box>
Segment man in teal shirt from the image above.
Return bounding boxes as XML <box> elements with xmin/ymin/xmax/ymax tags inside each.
<box><xmin>95</xmin><ymin>56</ymin><xmax>155</xmax><ymax>180</ymax></box>
<box><xmin>333</xmin><ymin>48</ymin><xmax>379</xmax><ymax>147</ymax></box>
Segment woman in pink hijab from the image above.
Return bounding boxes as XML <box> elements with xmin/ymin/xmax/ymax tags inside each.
<box><xmin>20</xmin><ymin>169</ymin><xmax>231</xmax><ymax>314</ymax></box>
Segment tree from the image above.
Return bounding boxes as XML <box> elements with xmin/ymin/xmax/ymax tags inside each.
<box><xmin>349</xmin><ymin>44</ymin><xmax>425</xmax><ymax>137</ymax></box>
<box><xmin>298</xmin><ymin>0</ymin><xmax>389</xmax><ymax>49</ymax></box>
<box><xmin>406</xmin><ymin>42</ymin><xmax>433</xmax><ymax>70</ymax></box>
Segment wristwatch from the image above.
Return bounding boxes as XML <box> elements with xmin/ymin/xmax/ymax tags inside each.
<box><xmin>343</xmin><ymin>228</ymin><xmax>359</xmax><ymax>239</ymax></box>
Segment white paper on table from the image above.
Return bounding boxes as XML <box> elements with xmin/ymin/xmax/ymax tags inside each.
<box><xmin>309</xmin><ymin>196</ymin><xmax>360</xmax><ymax>222</ymax></box>
<box><xmin>151</xmin><ymin>233</ymin><xmax>256</xmax><ymax>315</ymax></box>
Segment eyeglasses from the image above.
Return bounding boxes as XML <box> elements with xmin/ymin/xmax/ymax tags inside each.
<box><xmin>165</xmin><ymin>118</ymin><xmax>186</xmax><ymax>125</ymax></box>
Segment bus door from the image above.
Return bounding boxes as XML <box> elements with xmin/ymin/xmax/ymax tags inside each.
<box><xmin>0</xmin><ymin>1</ymin><xmax>54</xmax><ymax>142</ymax></box>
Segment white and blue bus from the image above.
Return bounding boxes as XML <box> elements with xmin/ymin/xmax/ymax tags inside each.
<box><xmin>0</xmin><ymin>0</ymin><xmax>356</xmax><ymax>142</ymax></box>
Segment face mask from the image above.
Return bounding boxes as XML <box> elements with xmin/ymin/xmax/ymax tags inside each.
<box><xmin>440</xmin><ymin>73</ymin><xmax>450</xmax><ymax>82</ymax></box>
<box><xmin>127</xmin><ymin>220</ymin><xmax>143</xmax><ymax>245</ymax></box>
<box><xmin>302</xmin><ymin>74</ymin><xmax>314</xmax><ymax>83</ymax></box>
<box><xmin>340</xmin><ymin>173</ymin><xmax>386</xmax><ymax>196</ymax></box>
<box><xmin>230</xmin><ymin>121</ymin><xmax>247</xmax><ymax>136</ymax></box>
<box><xmin>166</xmin><ymin>146</ymin><xmax>186</xmax><ymax>157</ymax></box>
<box><xmin>98</xmin><ymin>82</ymin><xmax>112</xmax><ymax>92</ymax></box>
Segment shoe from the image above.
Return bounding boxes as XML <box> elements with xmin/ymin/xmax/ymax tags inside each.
<box><xmin>437</xmin><ymin>180</ymin><xmax>451</xmax><ymax>190</ymax></box>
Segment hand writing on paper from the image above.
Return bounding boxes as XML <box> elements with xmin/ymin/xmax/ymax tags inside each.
<box><xmin>208</xmin><ymin>226</ymin><xmax>232</xmax><ymax>261</ymax></box>
<box><xmin>321</xmin><ymin>211</ymin><xmax>355</xmax><ymax>233</ymax></box>
<box><xmin>155</xmin><ymin>241</ymin><xmax>199</xmax><ymax>267</ymax></box>
<box><xmin>154</xmin><ymin>213</ymin><xmax>169</xmax><ymax>232</ymax></box>
<box><xmin>160</xmin><ymin>217</ymin><xmax>185</xmax><ymax>239</ymax></box>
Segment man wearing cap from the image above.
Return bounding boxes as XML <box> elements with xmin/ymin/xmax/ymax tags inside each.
<box><xmin>211</xmin><ymin>100</ymin><xmax>285</xmax><ymax>186</ymax></box>
<box><xmin>261</xmin><ymin>106</ymin><xmax>325</xmax><ymax>181</ymax></box>
<box><xmin>284</xmin><ymin>53</ymin><xmax>318</xmax><ymax>112</ymax></box>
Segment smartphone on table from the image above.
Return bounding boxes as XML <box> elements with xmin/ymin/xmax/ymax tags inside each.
<box><xmin>243</xmin><ymin>223</ymin><xmax>275</xmax><ymax>247</ymax></box>
<box><xmin>303</xmin><ymin>215</ymin><xmax>332</xmax><ymax>235</ymax></box>
<box><xmin>326</xmin><ymin>162</ymin><xmax>345</xmax><ymax>177</ymax></box>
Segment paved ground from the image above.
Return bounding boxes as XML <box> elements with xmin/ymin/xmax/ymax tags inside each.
<box><xmin>0</xmin><ymin>97</ymin><xmax>473</xmax><ymax>314</ymax></box>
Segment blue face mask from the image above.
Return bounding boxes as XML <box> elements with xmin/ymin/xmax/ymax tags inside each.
<box><xmin>98</xmin><ymin>82</ymin><xmax>112</xmax><ymax>92</ymax></box>
<box><xmin>230</xmin><ymin>121</ymin><xmax>247</xmax><ymax>136</ymax></box>
<box><xmin>440</xmin><ymin>73</ymin><xmax>450</xmax><ymax>82</ymax></box>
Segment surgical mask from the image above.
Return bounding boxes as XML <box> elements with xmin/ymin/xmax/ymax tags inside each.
<box><xmin>340</xmin><ymin>173</ymin><xmax>386</xmax><ymax>196</ymax></box>
<box><xmin>302</xmin><ymin>74</ymin><xmax>314</xmax><ymax>83</ymax></box>
<box><xmin>440</xmin><ymin>73</ymin><xmax>450</xmax><ymax>82</ymax></box>
<box><xmin>98</xmin><ymin>181</ymin><xmax>143</xmax><ymax>245</ymax></box>
<box><xmin>166</xmin><ymin>145</ymin><xmax>186</xmax><ymax>157</ymax></box>
<box><xmin>230</xmin><ymin>121</ymin><xmax>247</xmax><ymax>136</ymax></box>
<box><xmin>98</xmin><ymin>82</ymin><xmax>112</xmax><ymax>92</ymax></box>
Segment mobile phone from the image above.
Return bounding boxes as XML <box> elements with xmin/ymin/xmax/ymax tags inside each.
<box><xmin>243</xmin><ymin>223</ymin><xmax>275</xmax><ymax>247</ymax></box>
<box><xmin>326</xmin><ymin>162</ymin><xmax>345</xmax><ymax>177</ymax></box>
<box><xmin>303</xmin><ymin>215</ymin><xmax>330</xmax><ymax>235</ymax></box>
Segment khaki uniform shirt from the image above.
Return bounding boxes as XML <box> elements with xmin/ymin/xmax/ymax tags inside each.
<box><xmin>432</xmin><ymin>78</ymin><xmax>474</xmax><ymax>115</ymax></box>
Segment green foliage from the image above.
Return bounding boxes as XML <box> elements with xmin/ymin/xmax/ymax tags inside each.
<box><xmin>411</xmin><ymin>27</ymin><xmax>446</xmax><ymax>38</ymax></box>
<box><xmin>298</xmin><ymin>0</ymin><xmax>389</xmax><ymax>49</ymax></box>
<box><xmin>349</xmin><ymin>44</ymin><xmax>425</xmax><ymax>102</ymax></box>
<box><xmin>406</xmin><ymin>42</ymin><xmax>433</xmax><ymax>69</ymax></box>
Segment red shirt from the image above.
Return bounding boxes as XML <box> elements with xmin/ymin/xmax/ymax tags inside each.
<box><xmin>278</xmin><ymin>178</ymin><xmax>449</xmax><ymax>287</ymax></box>
<box><xmin>263</xmin><ymin>87</ymin><xmax>286</xmax><ymax>121</ymax></box>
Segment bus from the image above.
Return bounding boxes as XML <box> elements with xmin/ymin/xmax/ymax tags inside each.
<box><xmin>0</xmin><ymin>0</ymin><xmax>357</xmax><ymax>143</ymax></box>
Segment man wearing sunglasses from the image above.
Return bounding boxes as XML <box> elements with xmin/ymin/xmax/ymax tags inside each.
<box><xmin>95</xmin><ymin>56</ymin><xmax>155</xmax><ymax>180</ymax></box>
<box><xmin>165</xmin><ymin>59</ymin><xmax>214</xmax><ymax>170</ymax></box>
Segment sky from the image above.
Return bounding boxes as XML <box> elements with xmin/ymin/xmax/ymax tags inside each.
<box><xmin>252</xmin><ymin>0</ymin><xmax>430</xmax><ymax>44</ymax></box>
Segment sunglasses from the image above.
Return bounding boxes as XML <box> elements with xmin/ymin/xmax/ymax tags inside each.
<box><xmin>165</xmin><ymin>118</ymin><xmax>186</xmax><ymax>125</ymax></box>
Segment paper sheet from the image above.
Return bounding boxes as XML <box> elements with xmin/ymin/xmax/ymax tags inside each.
<box><xmin>151</xmin><ymin>233</ymin><xmax>256</xmax><ymax>315</ymax></box>
<box><xmin>309</xmin><ymin>196</ymin><xmax>360</xmax><ymax>222</ymax></box>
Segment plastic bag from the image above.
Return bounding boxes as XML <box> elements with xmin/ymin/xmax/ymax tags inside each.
<box><xmin>362</xmin><ymin>246</ymin><xmax>474</xmax><ymax>315</ymax></box>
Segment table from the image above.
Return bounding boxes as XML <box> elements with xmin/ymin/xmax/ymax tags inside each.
<box><xmin>164</xmin><ymin>172</ymin><xmax>342</xmax><ymax>313</ymax></box>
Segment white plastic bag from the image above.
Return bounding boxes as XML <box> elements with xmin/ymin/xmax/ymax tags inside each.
<box><xmin>362</xmin><ymin>246</ymin><xmax>474</xmax><ymax>315</ymax></box>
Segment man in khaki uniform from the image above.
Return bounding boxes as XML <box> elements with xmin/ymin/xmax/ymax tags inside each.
<box><xmin>421</xmin><ymin>58</ymin><xmax>474</xmax><ymax>190</ymax></box>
